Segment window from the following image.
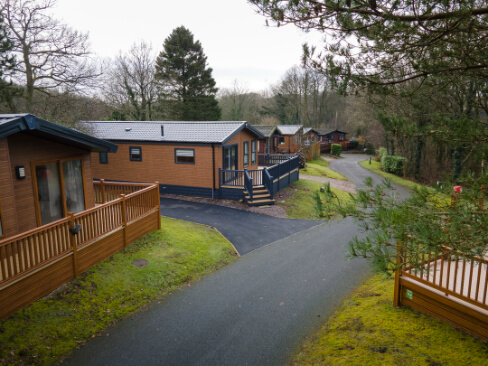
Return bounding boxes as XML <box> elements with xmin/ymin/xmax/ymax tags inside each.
<box><xmin>251</xmin><ymin>140</ymin><xmax>256</xmax><ymax>165</ymax></box>
<box><xmin>34</xmin><ymin>158</ymin><xmax>86</xmax><ymax>226</ymax></box>
<box><xmin>99</xmin><ymin>152</ymin><xmax>108</xmax><ymax>164</ymax></box>
<box><xmin>175</xmin><ymin>149</ymin><xmax>195</xmax><ymax>164</ymax></box>
<box><xmin>130</xmin><ymin>146</ymin><xmax>142</xmax><ymax>161</ymax></box>
<box><xmin>279</xmin><ymin>137</ymin><xmax>285</xmax><ymax>145</ymax></box>
<box><xmin>339</xmin><ymin>134</ymin><xmax>345</xmax><ymax>141</ymax></box>
<box><xmin>243</xmin><ymin>141</ymin><xmax>249</xmax><ymax>167</ymax></box>
<box><xmin>223</xmin><ymin>145</ymin><xmax>237</xmax><ymax>170</ymax></box>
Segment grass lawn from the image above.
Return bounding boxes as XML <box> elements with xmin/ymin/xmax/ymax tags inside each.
<box><xmin>301</xmin><ymin>158</ymin><xmax>348</xmax><ymax>180</ymax></box>
<box><xmin>289</xmin><ymin>275</ymin><xmax>488</xmax><ymax>365</ymax></box>
<box><xmin>0</xmin><ymin>217</ymin><xmax>237</xmax><ymax>366</ymax></box>
<box><xmin>359</xmin><ymin>160</ymin><xmax>423</xmax><ymax>190</ymax></box>
<box><xmin>276</xmin><ymin>179</ymin><xmax>353</xmax><ymax>219</ymax></box>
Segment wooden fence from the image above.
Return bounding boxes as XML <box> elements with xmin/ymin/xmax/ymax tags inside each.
<box><xmin>303</xmin><ymin>142</ymin><xmax>321</xmax><ymax>161</ymax></box>
<box><xmin>0</xmin><ymin>182</ymin><xmax>161</xmax><ymax>319</ymax></box>
<box><xmin>394</xmin><ymin>246</ymin><xmax>488</xmax><ymax>340</ymax></box>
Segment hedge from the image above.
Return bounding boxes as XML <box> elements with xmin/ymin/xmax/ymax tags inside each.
<box><xmin>331</xmin><ymin>143</ymin><xmax>342</xmax><ymax>156</ymax></box>
<box><xmin>381</xmin><ymin>155</ymin><xmax>406</xmax><ymax>176</ymax></box>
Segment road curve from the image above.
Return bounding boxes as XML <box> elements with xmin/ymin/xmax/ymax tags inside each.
<box><xmin>63</xmin><ymin>154</ymin><xmax>407</xmax><ymax>366</ymax></box>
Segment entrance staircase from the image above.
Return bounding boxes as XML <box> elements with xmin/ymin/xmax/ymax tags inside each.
<box><xmin>243</xmin><ymin>185</ymin><xmax>275</xmax><ymax>207</ymax></box>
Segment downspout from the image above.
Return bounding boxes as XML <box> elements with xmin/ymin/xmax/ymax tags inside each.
<box><xmin>212</xmin><ymin>143</ymin><xmax>215</xmax><ymax>199</ymax></box>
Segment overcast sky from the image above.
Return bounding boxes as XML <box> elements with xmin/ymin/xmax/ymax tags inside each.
<box><xmin>51</xmin><ymin>0</ymin><xmax>324</xmax><ymax>93</ymax></box>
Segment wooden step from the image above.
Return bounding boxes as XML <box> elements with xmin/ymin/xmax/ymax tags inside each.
<box><xmin>246</xmin><ymin>198</ymin><xmax>275</xmax><ymax>207</ymax></box>
<box><xmin>244</xmin><ymin>194</ymin><xmax>271</xmax><ymax>200</ymax></box>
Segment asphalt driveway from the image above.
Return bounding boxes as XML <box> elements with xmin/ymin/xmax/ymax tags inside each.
<box><xmin>160</xmin><ymin>197</ymin><xmax>320</xmax><ymax>255</ymax></box>
<box><xmin>63</xmin><ymin>154</ymin><xmax>408</xmax><ymax>366</ymax></box>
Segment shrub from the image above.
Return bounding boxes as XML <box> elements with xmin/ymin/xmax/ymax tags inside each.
<box><xmin>381</xmin><ymin>155</ymin><xmax>406</xmax><ymax>176</ymax></box>
<box><xmin>376</xmin><ymin>147</ymin><xmax>388</xmax><ymax>162</ymax></box>
<box><xmin>331</xmin><ymin>143</ymin><xmax>342</xmax><ymax>156</ymax></box>
<box><xmin>349</xmin><ymin>140</ymin><xmax>359</xmax><ymax>149</ymax></box>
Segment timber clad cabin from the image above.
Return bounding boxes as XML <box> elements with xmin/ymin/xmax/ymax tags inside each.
<box><xmin>254</xmin><ymin>125</ymin><xmax>278</xmax><ymax>154</ymax></box>
<box><xmin>0</xmin><ymin>114</ymin><xmax>117</xmax><ymax>240</ymax></box>
<box><xmin>303</xmin><ymin>127</ymin><xmax>319</xmax><ymax>144</ymax></box>
<box><xmin>275</xmin><ymin>125</ymin><xmax>303</xmax><ymax>154</ymax></box>
<box><xmin>83</xmin><ymin>121</ymin><xmax>265</xmax><ymax>201</ymax></box>
<box><xmin>0</xmin><ymin>114</ymin><xmax>161</xmax><ymax>319</ymax></box>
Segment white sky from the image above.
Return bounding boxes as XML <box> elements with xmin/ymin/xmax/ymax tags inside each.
<box><xmin>51</xmin><ymin>0</ymin><xmax>324</xmax><ymax>93</ymax></box>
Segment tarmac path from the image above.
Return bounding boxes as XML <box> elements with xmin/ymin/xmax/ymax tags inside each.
<box><xmin>63</xmin><ymin>154</ymin><xmax>411</xmax><ymax>366</ymax></box>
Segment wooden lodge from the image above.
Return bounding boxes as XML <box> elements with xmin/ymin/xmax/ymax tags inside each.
<box><xmin>316</xmin><ymin>129</ymin><xmax>349</xmax><ymax>152</ymax></box>
<box><xmin>303</xmin><ymin>127</ymin><xmax>319</xmax><ymax>145</ymax></box>
<box><xmin>84</xmin><ymin>121</ymin><xmax>300</xmax><ymax>207</ymax></box>
<box><xmin>254</xmin><ymin>125</ymin><xmax>278</xmax><ymax>154</ymax></box>
<box><xmin>0</xmin><ymin>114</ymin><xmax>161</xmax><ymax>318</ymax></box>
<box><xmin>275</xmin><ymin>125</ymin><xmax>303</xmax><ymax>154</ymax></box>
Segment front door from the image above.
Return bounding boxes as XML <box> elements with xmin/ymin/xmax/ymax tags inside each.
<box><xmin>223</xmin><ymin>145</ymin><xmax>237</xmax><ymax>171</ymax></box>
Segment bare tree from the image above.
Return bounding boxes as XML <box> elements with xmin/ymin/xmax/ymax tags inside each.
<box><xmin>2</xmin><ymin>0</ymin><xmax>101</xmax><ymax>111</ymax></box>
<box><xmin>104</xmin><ymin>41</ymin><xmax>157</xmax><ymax>121</ymax></box>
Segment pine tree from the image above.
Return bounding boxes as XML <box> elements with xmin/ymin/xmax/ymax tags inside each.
<box><xmin>155</xmin><ymin>26</ymin><xmax>221</xmax><ymax>121</ymax></box>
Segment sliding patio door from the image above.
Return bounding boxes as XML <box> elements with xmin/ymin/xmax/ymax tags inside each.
<box><xmin>223</xmin><ymin>145</ymin><xmax>237</xmax><ymax>170</ymax></box>
<box><xmin>35</xmin><ymin>159</ymin><xmax>86</xmax><ymax>226</ymax></box>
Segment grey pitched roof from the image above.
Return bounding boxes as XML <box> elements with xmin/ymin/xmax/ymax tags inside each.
<box><xmin>0</xmin><ymin>114</ymin><xmax>117</xmax><ymax>152</ymax></box>
<box><xmin>315</xmin><ymin>129</ymin><xmax>348</xmax><ymax>136</ymax></box>
<box><xmin>80</xmin><ymin>121</ymin><xmax>263</xmax><ymax>144</ymax></box>
<box><xmin>303</xmin><ymin>127</ymin><xmax>319</xmax><ymax>134</ymax></box>
<box><xmin>253</xmin><ymin>125</ymin><xmax>277</xmax><ymax>138</ymax></box>
<box><xmin>276</xmin><ymin>125</ymin><xmax>303</xmax><ymax>135</ymax></box>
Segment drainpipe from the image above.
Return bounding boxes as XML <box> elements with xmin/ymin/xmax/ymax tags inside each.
<box><xmin>212</xmin><ymin>143</ymin><xmax>215</xmax><ymax>199</ymax></box>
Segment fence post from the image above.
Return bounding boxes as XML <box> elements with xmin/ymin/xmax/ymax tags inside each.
<box><xmin>120</xmin><ymin>194</ymin><xmax>128</xmax><ymax>248</ymax></box>
<box><xmin>68</xmin><ymin>212</ymin><xmax>79</xmax><ymax>278</ymax></box>
<box><xmin>155</xmin><ymin>181</ymin><xmax>161</xmax><ymax>229</ymax></box>
<box><xmin>288</xmin><ymin>157</ymin><xmax>291</xmax><ymax>185</ymax></box>
<box><xmin>393</xmin><ymin>242</ymin><xmax>402</xmax><ymax>307</ymax></box>
<box><xmin>100</xmin><ymin>179</ymin><xmax>106</xmax><ymax>204</ymax></box>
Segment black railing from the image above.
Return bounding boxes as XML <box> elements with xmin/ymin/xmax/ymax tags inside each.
<box><xmin>219</xmin><ymin>155</ymin><xmax>300</xmax><ymax>199</ymax></box>
<box><xmin>263</xmin><ymin>169</ymin><xmax>273</xmax><ymax>198</ymax></box>
<box><xmin>258</xmin><ymin>153</ymin><xmax>295</xmax><ymax>167</ymax></box>
<box><xmin>244</xmin><ymin>170</ymin><xmax>253</xmax><ymax>201</ymax></box>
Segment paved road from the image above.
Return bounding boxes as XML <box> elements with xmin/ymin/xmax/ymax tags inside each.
<box><xmin>160</xmin><ymin>198</ymin><xmax>320</xmax><ymax>255</ymax></box>
<box><xmin>63</xmin><ymin>154</ymin><xmax>411</xmax><ymax>366</ymax></box>
<box><xmin>329</xmin><ymin>154</ymin><xmax>411</xmax><ymax>199</ymax></box>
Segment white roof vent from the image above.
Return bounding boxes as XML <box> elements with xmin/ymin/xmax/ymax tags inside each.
<box><xmin>125</xmin><ymin>127</ymin><xmax>132</xmax><ymax>132</ymax></box>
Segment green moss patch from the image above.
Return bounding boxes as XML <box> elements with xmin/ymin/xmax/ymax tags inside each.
<box><xmin>359</xmin><ymin>160</ymin><xmax>422</xmax><ymax>189</ymax></box>
<box><xmin>301</xmin><ymin>158</ymin><xmax>347</xmax><ymax>180</ymax></box>
<box><xmin>289</xmin><ymin>275</ymin><xmax>488</xmax><ymax>365</ymax></box>
<box><xmin>0</xmin><ymin>217</ymin><xmax>237</xmax><ymax>365</ymax></box>
<box><xmin>277</xmin><ymin>179</ymin><xmax>353</xmax><ymax>219</ymax></box>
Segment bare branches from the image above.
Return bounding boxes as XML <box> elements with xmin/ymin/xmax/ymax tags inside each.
<box><xmin>103</xmin><ymin>41</ymin><xmax>158</xmax><ymax>121</ymax></box>
<box><xmin>1</xmin><ymin>0</ymin><xmax>101</xmax><ymax>111</ymax></box>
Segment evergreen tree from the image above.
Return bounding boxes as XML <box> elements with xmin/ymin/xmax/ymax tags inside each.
<box><xmin>155</xmin><ymin>26</ymin><xmax>221</xmax><ymax>121</ymax></box>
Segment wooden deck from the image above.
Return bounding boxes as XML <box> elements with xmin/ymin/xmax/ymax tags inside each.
<box><xmin>395</xmin><ymin>252</ymin><xmax>488</xmax><ymax>340</ymax></box>
<box><xmin>0</xmin><ymin>182</ymin><xmax>160</xmax><ymax>318</ymax></box>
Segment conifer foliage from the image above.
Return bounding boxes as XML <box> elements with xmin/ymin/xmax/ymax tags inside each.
<box><xmin>155</xmin><ymin>26</ymin><xmax>221</xmax><ymax>120</ymax></box>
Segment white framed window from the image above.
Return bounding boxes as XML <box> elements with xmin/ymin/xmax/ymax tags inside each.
<box><xmin>175</xmin><ymin>149</ymin><xmax>195</xmax><ymax>164</ymax></box>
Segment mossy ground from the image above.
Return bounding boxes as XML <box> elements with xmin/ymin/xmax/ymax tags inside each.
<box><xmin>301</xmin><ymin>158</ymin><xmax>348</xmax><ymax>180</ymax></box>
<box><xmin>277</xmin><ymin>179</ymin><xmax>354</xmax><ymax>219</ymax></box>
<box><xmin>359</xmin><ymin>160</ymin><xmax>423</xmax><ymax>189</ymax></box>
<box><xmin>289</xmin><ymin>275</ymin><xmax>488</xmax><ymax>366</ymax></box>
<box><xmin>0</xmin><ymin>217</ymin><xmax>237</xmax><ymax>366</ymax></box>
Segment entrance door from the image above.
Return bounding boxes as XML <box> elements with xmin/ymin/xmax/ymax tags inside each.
<box><xmin>223</xmin><ymin>145</ymin><xmax>237</xmax><ymax>170</ymax></box>
<box><xmin>35</xmin><ymin>159</ymin><xmax>86</xmax><ymax>226</ymax></box>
